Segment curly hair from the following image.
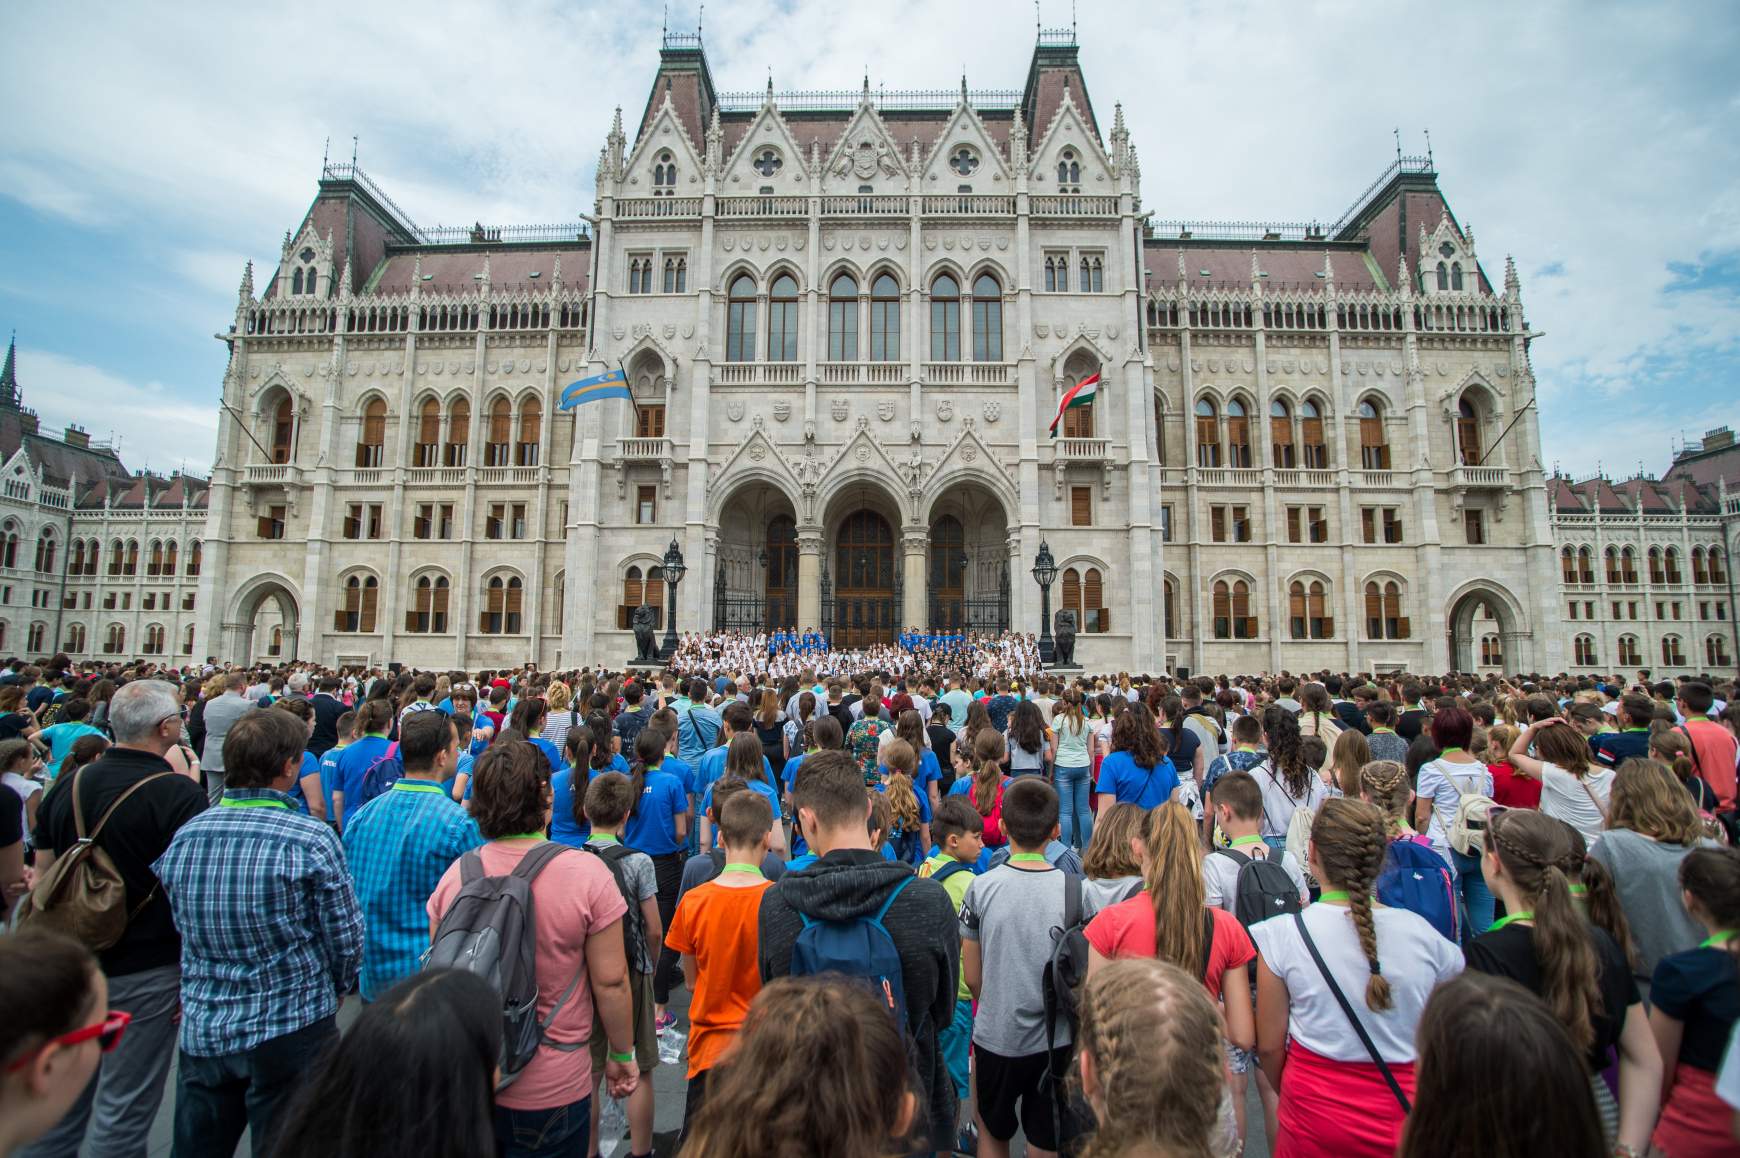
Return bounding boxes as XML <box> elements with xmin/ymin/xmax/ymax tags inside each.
<box><xmin>1111</xmin><ymin>701</ymin><xmax>1165</xmax><ymax>769</ymax></box>
<box><xmin>1261</xmin><ymin>706</ymin><xmax>1313</xmax><ymax>799</ymax></box>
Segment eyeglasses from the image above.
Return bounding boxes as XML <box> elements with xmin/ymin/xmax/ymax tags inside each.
<box><xmin>5</xmin><ymin>1010</ymin><xmax>132</xmax><ymax>1072</ymax></box>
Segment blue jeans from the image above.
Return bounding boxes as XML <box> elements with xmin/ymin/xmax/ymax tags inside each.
<box><xmin>1452</xmin><ymin>847</ymin><xmax>1494</xmax><ymax>941</ymax></box>
<box><xmin>494</xmin><ymin>1095</ymin><xmax>592</xmax><ymax>1158</ymax></box>
<box><xmin>1055</xmin><ymin>765</ymin><xmax>1093</xmax><ymax>849</ymax></box>
<box><xmin>172</xmin><ymin>1015</ymin><xmax>338</xmax><ymax>1158</ymax></box>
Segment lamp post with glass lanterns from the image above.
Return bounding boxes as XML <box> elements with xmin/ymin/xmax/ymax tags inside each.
<box><xmin>1032</xmin><ymin>539</ymin><xmax>1058</xmax><ymax>665</ymax></box>
<box><xmin>659</xmin><ymin>538</ymin><xmax>687</xmax><ymax>660</ymax></box>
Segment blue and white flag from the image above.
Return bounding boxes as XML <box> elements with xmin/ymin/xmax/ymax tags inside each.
<box><xmin>559</xmin><ymin>368</ymin><xmax>630</xmax><ymax>410</ymax></box>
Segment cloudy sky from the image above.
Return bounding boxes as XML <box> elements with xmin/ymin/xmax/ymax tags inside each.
<box><xmin>2</xmin><ymin>0</ymin><xmax>1736</xmax><ymax>479</ymax></box>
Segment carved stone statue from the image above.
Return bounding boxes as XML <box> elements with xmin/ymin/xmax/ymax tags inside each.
<box><xmin>1053</xmin><ymin>609</ymin><xmax>1078</xmax><ymax>666</ymax></box>
<box><xmin>632</xmin><ymin>604</ymin><xmax>660</xmax><ymax>664</ymax></box>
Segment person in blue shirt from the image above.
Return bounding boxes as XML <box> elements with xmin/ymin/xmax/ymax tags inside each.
<box><xmin>673</xmin><ymin>678</ymin><xmax>722</xmax><ymax>767</ymax></box>
<box><xmin>695</xmin><ymin>702</ymin><xmax>764</xmax><ymax>802</ymax></box>
<box><xmin>332</xmin><ymin>699</ymin><xmax>395</xmax><ymax>831</ymax></box>
<box><xmin>317</xmin><ymin>709</ymin><xmax>355</xmax><ymax>825</ymax></box>
<box><xmin>698</xmin><ymin>733</ymin><xmax>785</xmax><ymax>852</ymax></box>
<box><xmin>1095</xmin><ymin>701</ymin><xmax>1180</xmax><ymax>811</ymax></box>
<box><xmin>619</xmin><ymin>727</ymin><xmax>692</xmax><ymax>1032</ymax></box>
<box><xmin>550</xmin><ymin>722</ymin><xmax>629</xmax><ymax>846</ymax></box>
<box><xmin>271</xmin><ymin>697</ymin><xmax>328</xmax><ymax>823</ymax></box>
<box><xmin>874</xmin><ymin>738</ymin><xmax>932</xmax><ymax>863</ymax></box>
<box><xmin>1589</xmin><ymin>692</ymin><xmax>1655</xmax><ymax>767</ymax></box>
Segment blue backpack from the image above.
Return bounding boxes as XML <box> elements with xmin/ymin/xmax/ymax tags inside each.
<box><xmin>355</xmin><ymin>744</ymin><xmax>404</xmax><ymax>811</ymax></box>
<box><xmin>1377</xmin><ymin>835</ymin><xmax>1458</xmax><ymax>942</ymax></box>
<box><xmin>790</xmin><ymin>875</ymin><xmax>914</xmax><ymax>1027</ymax></box>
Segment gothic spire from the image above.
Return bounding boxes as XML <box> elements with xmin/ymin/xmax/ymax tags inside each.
<box><xmin>1504</xmin><ymin>254</ymin><xmax>1520</xmax><ymax>299</ymax></box>
<box><xmin>239</xmin><ymin>260</ymin><xmax>254</xmax><ymax>303</ymax></box>
<box><xmin>0</xmin><ymin>333</ymin><xmax>17</xmax><ymax>408</ymax></box>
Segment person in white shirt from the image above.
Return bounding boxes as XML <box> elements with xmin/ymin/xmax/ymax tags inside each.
<box><xmin>1253</xmin><ymin>798</ymin><xmax>1463</xmax><ymax>1158</ymax></box>
<box><xmin>1506</xmin><ymin>717</ymin><xmax>1613</xmax><ymax>845</ymax></box>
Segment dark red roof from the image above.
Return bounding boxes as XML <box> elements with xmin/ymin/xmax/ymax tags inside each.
<box><xmin>1142</xmin><ymin>243</ymin><xmax>1380</xmax><ymax>292</ymax></box>
<box><xmin>368</xmin><ymin>245</ymin><xmax>591</xmax><ymax>296</ymax></box>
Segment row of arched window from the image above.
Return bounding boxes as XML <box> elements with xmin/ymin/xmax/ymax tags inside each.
<box><xmin>265</xmin><ymin>392</ymin><xmax>544</xmax><ymax>469</ymax></box>
<box><xmin>1191</xmin><ymin>396</ymin><xmax>1392</xmax><ymax>470</ymax></box>
<box><xmin>1203</xmin><ymin>577</ymin><xmax>1413</xmax><ymax>641</ymax></box>
<box><xmin>725</xmin><ymin>270</ymin><xmax>1005</xmax><ymax>364</ymax></box>
<box><xmin>1561</xmin><ymin>545</ymin><xmax>1727</xmax><ymax>586</ymax></box>
<box><xmin>628</xmin><ymin>256</ymin><xmax>686</xmax><ymax>295</ymax></box>
<box><xmin>0</xmin><ymin>525</ymin><xmax>201</xmax><ymax>579</ymax></box>
<box><xmin>1571</xmin><ymin>632</ymin><xmax>1728</xmax><ymax>668</ymax></box>
<box><xmin>334</xmin><ymin>572</ymin><xmax>525</xmax><ymax>635</ymax></box>
<box><xmin>45</xmin><ymin>621</ymin><xmax>197</xmax><ymax>657</ymax></box>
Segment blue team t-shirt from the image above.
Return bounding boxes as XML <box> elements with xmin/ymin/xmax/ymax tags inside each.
<box><xmin>550</xmin><ymin>754</ymin><xmax>631</xmax><ymax>846</ymax></box>
<box><xmin>1095</xmin><ymin>750</ymin><xmax>1181</xmax><ymax>809</ymax></box>
<box><xmin>318</xmin><ymin>745</ymin><xmax>346</xmax><ymax>823</ymax></box>
<box><xmin>336</xmin><ymin>734</ymin><xmax>394</xmax><ymax>825</ymax></box>
<box><xmin>285</xmin><ymin>751</ymin><xmax>322</xmax><ymax>815</ymax></box>
<box><xmin>660</xmin><ymin>755</ymin><xmax>697</xmax><ymax>796</ymax></box>
<box><xmin>781</xmin><ymin>752</ymin><xmax>808</xmax><ymax>793</ymax></box>
<box><xmin>623</xmin><ymin>769</ymin><xmax>690</xmax><ymax>855</ymax></box>
<box><xmin>700</xmin><ymin>774</ymin><xmax>782</xmax><ymax>821</ymax></box>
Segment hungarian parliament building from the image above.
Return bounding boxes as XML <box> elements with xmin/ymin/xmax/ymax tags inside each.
<box><xmin>0</xmin><ymin>29</ymin><xmax>1734</xmax><ymax>675</ymax></box>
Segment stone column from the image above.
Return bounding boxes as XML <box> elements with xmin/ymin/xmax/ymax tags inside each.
<box><xmin>797</xmin><ymin>529</ymin><xmax>824</xmax><ymax>632</ymax></box>
<box><xmin>901</xmin><ymin>528</ymin><xmax>928</xmax><ymax>631</ymax></box>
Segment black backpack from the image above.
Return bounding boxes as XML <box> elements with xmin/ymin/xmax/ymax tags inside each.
<box><xmin>584</xmin><ymin>842</ymin><xmax>650</xmax><ymax>971</ymax></box>
<box><xmin>1213</xmin><ymin>847</ymin><xmax>1304</xmax><ymax>929</ymax></box>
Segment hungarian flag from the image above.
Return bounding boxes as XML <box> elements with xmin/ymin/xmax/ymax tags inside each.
<box><xmin>1049</xmin><ymin>372</ymin><xmax>1100</xmax><ymax>437</ymax></box>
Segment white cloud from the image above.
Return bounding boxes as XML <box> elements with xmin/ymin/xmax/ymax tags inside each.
<box><xmin>2</xmin><ymin>0</ymin><xmax>1736</xmax><ymax>477</ymax></box>
<box><xmin>15</xmin><ymin>348</ymin><xmax>219</xmax><ymax>475</ymax></box>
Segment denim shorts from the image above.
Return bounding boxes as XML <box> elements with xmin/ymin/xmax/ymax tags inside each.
<box><xmin>1225</xmin><ymin>1040</ymin><xmax>1256</xmax><ymax>1074</ymax></box>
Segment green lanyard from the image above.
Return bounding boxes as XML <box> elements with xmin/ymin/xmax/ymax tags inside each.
<box><xmin>1010</xmin><ymin>853</ymin><xmax>1049</xmax><ymax>863</ymax></box>
<box><xmin>1439</xmin><ymin>747</ymin><xmax>1465</xmax><ymax>755</ymax></box>
<box><xmin>1489</xmin><ymin>911</ymin><xmax>1534</xmax><ymax>931</ymax></box>
<box><xmin>392</xmin><ymin>780</ymin><xmax>444</xmax><ymax>795</ymax></box>
<box><xmin>722</xmin><ymin>863</ymin><xmax>765</xmax><ymax>878</ymax></box>
<box><xmin>220</xmin><ymin>797</ymin><xmax>290</xmax><ymax>810</ymax></box>
<box><xmin>1316</xmin><ymin>890</ymin><xmax>1374</xmax><ymax>904</ymax></box>
<box><xmin>500</xmin><ymin>832</ymin><xmax>546</xmax><ymax>842</ymax></box>
<box><xmin>1701</xmin><ymin>930</ymin><xmax>1737</xmax><ymax>949</ymax></box>
<box><xmin>590</xmin><ymin>833</ymin><xmax>621</xmax><ymax>845</ymax></box>
<box><xmin>1229</xmin><ymin>835</ymin><xmax>1264</xmax><ymax>848</ymax></box>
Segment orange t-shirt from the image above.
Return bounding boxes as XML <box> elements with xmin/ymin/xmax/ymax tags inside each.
<box><xmin>664</xmin><ymin>878</ymin><xmax>773</xmax><ymax>1078</ymax></box>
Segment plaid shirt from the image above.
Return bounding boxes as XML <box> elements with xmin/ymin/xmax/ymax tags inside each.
<box><xmin>154</xmin><ymin>788</ymin><xmax>363</xmax><ymax>1057</ymax></box>
<box><xmin>344</xmin><ymin>778</ymin><xmax>483</xmax><ymax>1000</ymax></box>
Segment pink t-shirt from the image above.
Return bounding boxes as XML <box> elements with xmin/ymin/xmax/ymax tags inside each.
<box><xmin>1083</xmin><ymin>898</ymin><xmax>1254</xmax><ymax>1001</ymax></box>
<box><xmin>1682</xmin><ymin>719</ymin><xmax>1737</xmax><ymax>809</ymax></box>
<box><xmin>427</xmin><ymin>840</ymin><xmax>627</xmax><ymax>1110</ymax></box>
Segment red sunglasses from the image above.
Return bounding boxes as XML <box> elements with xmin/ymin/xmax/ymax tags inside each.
<box><xmin>5</xmin><ymin>1010</ymin><xmax>132</xmax><ymax>1072</ymax></box>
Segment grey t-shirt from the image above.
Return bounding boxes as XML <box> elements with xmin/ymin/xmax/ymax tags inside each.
<box><xmin>585</xmin><ymin>837</ymin><xmax>660</xmax><ymax>973</ymax></box>
<box><xmin>1588</xmin><ymin>828</ymin><xmax>1718</xmax><ymax>982</ymax></box>
<box><xmin>1081</xmin><ymin>874</ymin><xmax>1143</xmax><ymax>918</ymax></box>
<box><xmin>959</xmin><ymin>863</ymin><xmax>1073</xmax><ymax>1055</ymax></box>
<box><xmin>200</xmin><ymin>692</ymin><xmax>254</xmax><ymax>773</ymax></box>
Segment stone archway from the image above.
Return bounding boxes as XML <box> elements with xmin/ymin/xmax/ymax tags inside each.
<box><xmin>1446</xmin><ymin>582</ymin><xmax>1524</xmax><ymax>673</ymax></box>
<box><xmin>926</xmin><ymin>480</ymin><xmax>1012</xmax><ymax>634</ymax></box>
<box><xmin>225</xmin><ymin>573</ymin><xmax>301</xmax><ymax>664</ymax></box>
<box><xmin>822</xmin><ymin>481</ymin><xmax>906</xmax><ymax>648</ymax></box>
<box><xmin>712</xmin><ymin>481</ymin><xmax>799</xmax><ymax>634</ymax></box>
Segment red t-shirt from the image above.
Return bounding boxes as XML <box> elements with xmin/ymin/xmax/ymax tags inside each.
<box><xmin>1083</xmin><ymin>897</ymin><xmax>1254</xmax><ymax>1000</ymax></box>
<box><xmin>1682</xmin><ymin>720</ymin><xmax>1738</xmax><ymax>809</ymax></box>
<box><xmin>1487</xmin><ymin>760</ymin><xmax>1541</xmax><ymax>809</ymax></box>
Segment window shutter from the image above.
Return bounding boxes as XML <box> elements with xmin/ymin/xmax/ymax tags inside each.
<box><xmin>1071</xmin><ymin>486</ymin><xmax>1092</xmax><ymax>526</ymax></box>
<box><xmin>1061</xmin><ymin>569</ymin><xmax>1082</xmax><ymax>617</ymax></box>
<box><xmin>1321</xmin><ymin>615</ymin><xmax>1334</xmax><ymax>637</ymax></box>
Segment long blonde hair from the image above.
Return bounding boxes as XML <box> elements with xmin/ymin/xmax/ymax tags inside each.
<box><xmin>1139</xmin><ymin>804</ymin><xmax>1207</xmax><ymax>974</ymax></box>
<box><xmin>1330</xmin><ymin>729</ymin><xmax>1372</xmax><ymax>797</ymax></box>
<box><xmin>881</xmin><ymin>739</ymin><xmax>922</xmax><ymax>832</ymax></box>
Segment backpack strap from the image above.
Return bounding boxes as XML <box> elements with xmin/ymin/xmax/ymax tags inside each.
<box><xmin>77</xmin><ymin>768</ymin><xmax>174</xmax><ymax>843</ymax></box>
<box><xmin>872</xmin><ymin>874</ymin><xmax>917</xmax><ymax>926</ymax></box>
<box><xmin>1292</xmin><ymin>911</ymin><xmax>1411</xmax><ymax>1114</ymax></box>
<box><xmin>1677</xmin><ymin>725</ymin><xmax>1705</xmax><ymax>776</ymax></box>
<box><xmin>1212</xmin><ymin>847</ymin><xmax>1252</xmax><ymax>867</ymax></box>
<box><xmin>1197</xmin><ymin>909</ymin><xmax>1215</xmax><ymax>982</ymax></box>
<box><xmin>510</xmin><ymin>840</ymin><xmax>568</xmax><ymax>881</ymax></box>
<box><xmin>458</xmin><ymin>848</ymin><xmax>486</xmax><ymax>886</ymax></box>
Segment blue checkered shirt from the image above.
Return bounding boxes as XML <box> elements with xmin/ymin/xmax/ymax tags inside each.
<box><xmin>343</xmin><ymin>778</ymin><xmax>484</xmax><ymax>1000</ymax></box>
<box><xmin>153</xmin><ymin>788</ymin><xmax>363</xmax><ymax>1056</ymax></box>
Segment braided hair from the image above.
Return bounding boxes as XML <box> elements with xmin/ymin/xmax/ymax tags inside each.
<box><xmin>1358</xmin><ymin>760</ymin><xmax>1413</xmax><ymax>835</ymax></box>
<box><xmin>1487</xmin><ymin>809</ymin><xmax>1601</xmax><ymax>1053</ymax></box>
<box><xmin>1310</xmin><ymin>798</ymin><xmax>1393</xmax><ymax>1011</ymax></box>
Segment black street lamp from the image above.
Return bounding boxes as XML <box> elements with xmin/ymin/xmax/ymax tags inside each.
<box><xmin>660</xmin><ymin>537</ymin><xmax>687</xmax><ymax>659</ymax></box>
<box><xmin>1032</xmin><ymin>539</ymin><xmax>1058</xmax><ymax>664</ymax></box>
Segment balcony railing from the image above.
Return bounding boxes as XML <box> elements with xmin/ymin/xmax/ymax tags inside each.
<box><xmin>615</xmin><ymin>197</ymin><xmax>702</xmax><ymax>219</ymax></box>
<box><xmin>924</xmin><ymin>362</ymin><xmax>1012</xmax><ymax>385</ymax></box>
<box><xmin>1275</xmin><ymin>469</ymin><xmax>1336</xmax><ymax>488</ymax></box>
<box><xmin>408</xmin><ymin>467</ymin><xmax>467</xmax><ymax>485</ymax></box>
<box><xmin>715</xmin><ymin>362</ymin><xmax>803</xmax><ymax>385</ymax></box>
<box><xmin>619</xmin><ymin>437</ymin><xmax>672</xmax><ymax>462</ymax></box>
<box><xmin>717</xmin><ymin>195</ymin><xmax>807</xmax><ymax>218</ymax></box>
<box><xmin>1055</xmin><ymin>438</ymin><xmax>1111</xmax><ymax>464</ymax></box>
<box><xmin>1031</xmin><ymin>195</ymin><xmax>1119</xmax><ymax>217</ymax></box>
<box><xmin>244</xmin><ymin>464</ymin><xmax>297</xmax><ymax>484</ymax></box>
<box><xmin>347</xmin><ymin>469</ymin><xmax>387</xmax><ymax>486</ymax></box>
<box><xmin>821</xmin><ymin>362</ymin><xmax>907</xmax><ymax>385</ymax></box>
<box><xmin>1196</xmin><ymin>467</ymin><xmax>1263</xmax><ymax>487</ymax></box>
<box><xmin>820</xmin><ymin>195</ymin><xmax>910</xmax><ymax>216</ymax></box>
<box><xmin>1450</xmin><ymin>464</ymin><xmax>1507</xmax><ymax>488</ymax></box>
<box><xmin>920</xmin><ymin>195</ymin><xmax>1015</xmax><ymax>216</ymax></box>
<box><xmin>474</xmin><ymin>467</ymin><xmax>538</xmax><ymax>484</ymax></box>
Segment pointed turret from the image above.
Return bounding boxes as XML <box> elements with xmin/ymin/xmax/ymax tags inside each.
<box><xmin>607</xmin><ymin>107</ymin><xmax>626</xmax><ymax>177</ymax></box>
<box><xmin>1250</xmin><ymin>250</ymin><xmax>1262</xmax><ymax>284</ymax></box>
<box><xmin>1397</xmin><ymin>252</ymin><xmax>1412</xmax><ymax>297</ymax></box>
<box><xmin>1110</xmin><ymin>101</ymin><xmax>1129</xmax><ymax>158</ymax></box>
<box><xmin>551</xmin><ymin>254</ymin><xmax>562</xmax><ymax>286</ymax></box>
<box><xmin>1323</xmin><ymin>251</ymin><xmax>1336</xmax><ymax>287</ymax></box>
<box><xmin>1504</xmin><ymin>254</ymin><xmax>1520</xmax><ymax>300</ymax></box>
<box><xmin>1176</xmin><ymin>249</ymin><xmax>1188</xmax><ymax>284</ymax></box>
<box><xmin>239</xmin><ymin>260</ymin><xmax>255</xmax><ymax>303</ymax></box>
<box><xmin>0</xmin><ymin>333</ymin><xmax>18</xmax><ymax>409</ymax></box>
<box><xmin>338</xmin><ymin>255</ymin><xmax>353</xmax><ymax>300</ymax></box>
<box><xmin>480</xmin><ymin>252</ymin><xmax>492</xmax><ymax>292</ymax></box>
<box><xmin>705</xmin><ymin>105</ymin><xmax>723</xmax><ymax>174</ymax></box>
<box><xmin>1009</xmin><ymin>107</ymin><xmax>1028</xmax><ymax>168</ymax></box>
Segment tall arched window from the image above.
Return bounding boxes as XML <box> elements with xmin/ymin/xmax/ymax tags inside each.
<box><xmin>1270</xmin><ymin>400</ymin><xmax>1295</xmax><ymax>468</ymax></box>
<box><xmin>1451</xmin><ymin>263</ymin><xmax>1464</xmax><ymax>291</ymax></box>
<box><xmin>146</xmin><ymin>540</ymin><xmax>163</xmax><ymax>577</ymax></box>
<box><xmin>182</xmin><ymin>624</ymin><xmax>195</xmax><ymax>655</ymax></box>
<box><xmin>1664</xmin><ymin>547</ymin><xmax>1682</xmax><ymax>584</ymax></box>
<box><xmin>292</xmin><ymin>268</ymin><xmax>304</xmax><ymax>295</ymax></box>
<box><xmin>65</xmin><ymin>623</ymin><xmax>85</xmax><ymax>653</ymax></box>
<box><xmin>70</xmin><ymin>540</ymin><xmax>85</xmax><ymax>576</ymax></box>
<box><xmin>164</xmin><ymin>541</ymin><xmax>177</xmax><ymax>575</ymax></box>
<box><xmin>768</xmin><ymin>273</ymin><xmax>799</xmax><ymax>361</ymax></box>
<box><xmin>1605</xmin><ymin>546</ymin><xmax>1621</xmax><ymax>584</ymax></box>
<box><xmin>0</xmin><ymin>525</ymin><xmax>16</xmax><ymax>570</ymax></box>
<box><xmin>485</xmin><ymin>397</ymin><xmax>512</xmax><ymax>466</ymax></box>
<box><xmin>1621</xmin><ymin>547</ymin><xmax>1638</xmax><ymax>584</ymax></box>
<box><xmin>335</xmin><ymin>574</ymin><xmax>378</xmax><ymax>633</ymax></box>
<box><xmin>445</xmin><ymin>398</ymin><xmax>470</xmax><ymax>466</ymax></box>
<box><xmin>1212</xmin><ymin>579</ymin><xmax>1256</xmax><ymax>639</ymax></box>
<box><xmin>663</xmin><ymin>256</ymin><xmax>686</xmax><ymax>293</ymax></box>
<box><xmin>407</xmin><ymin>575</ymin><xmax>450</xmax><ymax>633</ymax></box>
<box><xmin>106</xmin><ymin>537</ymin><xmax>123</xmax><ymax>576</ymax></box>
<box><xmin>1577</xmin><ymin>546</ymin><xmax>1593</xmax><ymax>584</ymax></box>
<box><xmin>930</xmin><ymin>274</ymin><xmax>961</xmax><ymax>361</ymax></box>
<box><xmin>415</xmin><ymin>397</ymin><xmax>441</xmax><ymax>466</ymax></box>
<box><xmin>972</xmin><ymin>273</ymin><xmax>1003</xmax><ymax>362</ymax></box>
<box><xmin>1300</xmin><ymin>399</ymin><xmax>1326</xmax><ymax>469</ymax></box>
<box><xmin>1574</xmin><ymin>634</ymin><xmax>1598</xmax><ymax>666</ymax></box>
<box><xmin>123</xmin><ymin>540</ymin><xmax>138</xmax><ymax>576</ymax></box>
<box><xmin>828</xmin><ymin>273</ymin><xmax>858</xmax><ymax>361</ymax></box>
<box><xmin>1056</xmin><ymin>149</ymin><xmax>1080</xmax><ymax>188</ymax></box>
<box><xmin>1364</xmin><ymin>580</ymin><xmax>1408</xmax><ymax>638</ymax></box>
<box><xmin>104</xmin><ymin>624</ymin><xmax>125</xmax><ymax>655</ymax></box>
<box><xmin>1162</xmin><ymin>578</ymin><xmax>1178</xmax><ymax>638</ymax></box>
<box><xmin>1358</xmin><ymin>399</ymin><xmax>1390</xmax><ymax>469</ymax></box>
<box><xmin>516</xmin><ymin>397</ymin><xmax>541</xmax><ymax>466</ymax></box>
<box><xmin>869</xmin><ymin>273</ymin><xmax>900</xmax><ymax>362</ymax></box>
<box><xmin>268</xmin><ymin>626</ymin><xmax>283</xmax><ymax>657</ymax></box>
<box><xmin>187</xmin><ymin>540</ymin><xmax>201</xmax><ymax>577</ymax></box>
<box><xmin>356</xmin><ymin>398</ymin><xmax>387</xmax><ymax>467</ymax></box>
<box><xmin>143</xmin><ymin>624</ymin><xmax>166</xmax><ymax>655</ymax></box>
<box><xmin>1693</xmin><ymin>547</ymin><xmax>1709</xmax><ymax>585</ymax></box>
<box><xmin>1618</xmin><ymin>634</ymin><xmax>1642</xmax><ymax>667</ymax></box>
<box><xmin>1195</xmin><ymin>400</ymin><xmax>1221</xmax><ymax>467</ymax></box>
<box><xmin>644</xmin><ymin>566</ymin><xmax>664</xmax><ymax>615</ymax></box>
<box><xmin>1562</xmin><ymin>547</ymin><xmax>1578</xmax><ymax>584</ymax></box>
<box><xmin>1708</xmin><ymin>634</ymin><xmax>1731</xmax><ymax>666</ymax></box>
<box><xmin>1225</xmin><ymin>399</ymin><xmax>1251</xmax><ymax>468</ymax></box>
<box><xmin>34</xmin><ymin>531</ymin><xmax>56</xmax><ymax>574</ymax></box>
<box><xmin>1480</xmin><ymin>633</ymin><xmax>1503</xmax><ymax>667</ymax></box>
<box><xmin>1289</xmin><ymin>580</ymin><xmax>1332</xmax><ymax>639</ymax></box>
<box><xmin>481</xmin><ymin>575</ymin><xmax>524</xmax><ymax>634</ymax></box>
<box><xmin>1456</xmin><ymin>396</ymin><xmax>1481</xmax><ymax>465</ymax></box>
<box><xmin>270</xmin><ymin>397</ymin><xmax>294</xmax><ymax>464</ymax></box>
<box><xmin>1436</xmin><ymin>262</ymin><xmax>1449</xmax><ymax>291</ymax></box>
<box><xmin>1044</xmin><ymin>255</ymin><xmax>1060</xmax><ymax>292</ymax></box>
<box><xmin>1057</xmin><ymin>566</ymin><xmax>1106</xmax><ymax>633</ymax></box>
<box><xmin>1711</xmin><ymin>548</ymin><xmax>1727</xmax><ymax>583</ymax></box>
<box><xmin>1649</xmin><ymin>547</ymin><xmax>1665</xmax><ymax>585</ymax></box>
<box><xmin>725</xmin><ymin>274</ymin><xmax>756</xmax><ymax>363</ymax></box>
<box><xmin>1662</xmin><ymin>634</ymin><xmax>1686</xmax><ymax>666</ymax></box>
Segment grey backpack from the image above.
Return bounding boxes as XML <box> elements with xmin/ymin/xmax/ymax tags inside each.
<box><xmin>424</xmin><ymin>842</ymin><xmax>582</xmax><ymax>1090</ymax></box>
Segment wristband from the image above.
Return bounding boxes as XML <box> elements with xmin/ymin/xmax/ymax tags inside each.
<box><xmin>607</xmin><ymin>1048</ymin><xmax>635</xmax><ymax>1064</ymax></box>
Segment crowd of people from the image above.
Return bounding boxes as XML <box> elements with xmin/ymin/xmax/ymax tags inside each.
<box><xmin>2</xmin><ymin>650</ymin><xmax>1740</xmax><ymax>1158</ymax></box>
<box><xmin>667</xmin><ymin>630</ymin><xmax>1046</xmax><ymax>683</ymax></box>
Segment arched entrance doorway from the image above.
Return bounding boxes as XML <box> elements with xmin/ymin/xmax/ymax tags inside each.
<box><xmin>927</xmin><ymin>482</ymin><xmax>1011</xmax><ymax>634</ymax></box>
<box><xmin>832</xmin><ymin>510</ymin><xmax>896</xmax><ymax>648</ymax></box>
<box><xmin>227</xmin><ymin>574</ymin><xmax>301</xmax><ymax>664</ymax></box>
<box><xmin>1446</xmin><ymin>583</ymin><xmax>1521</xmax><ymax>673</ymax></box>
<box><xmin>713</xmin><ymin>482</ymin><xmax>799</xmax><ymax>633</ymax></box>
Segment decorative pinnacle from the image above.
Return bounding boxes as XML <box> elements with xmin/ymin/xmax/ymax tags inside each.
<box><xmin>1176</xmin><ymin>249</ymin><xmax>1187</xmax><ymax>281</ymax></box>
<box><xmin>1504</xmin><ymin>254</ymin><xmax>1520</xmax><ymax>296</ymax></box>
<box><xmin>552</xmin><ymin>254</ymin><xmax>562</xmax><ymax>284</ymax></box>
<box><xmin>1397</xmin><ymin>252</ymin><xmax>1410</xmax><ymax>291</ymax></box>
<box><xmin>239</xmin><ymin>260</ymin><xmax>254</xmax><ymax>301</ymax></box>
<box><xmin>1323</xmin><ymin>251</ymin><xmax>1335</xmax><ymax>284</ymax></box>
<box><xmin>1250</xmin><ymin>250</ymin><xmax>1261</xmax><ymax>282</ymax></box>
